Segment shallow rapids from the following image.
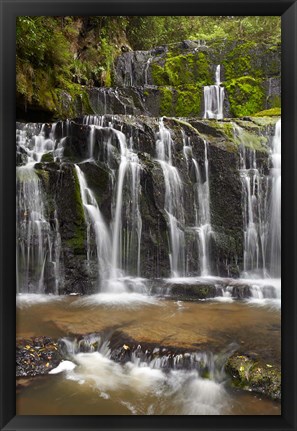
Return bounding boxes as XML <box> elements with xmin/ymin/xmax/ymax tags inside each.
<box><xmin>17</xmin><ymin>293</ymin><xmax>280</xmax><ymax>415</ymax></box>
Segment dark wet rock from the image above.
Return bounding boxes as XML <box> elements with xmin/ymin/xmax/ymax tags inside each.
<box><xmin>16</xmin><ymin>336</ymin><xmax>63</xmax><ymax>377</ymax></box>
<box><xmin>225</xmin><ymin>353</ymin><xmax>281</xmax><ymax>401</ymax></box>
<box><xmin>166</xmin><ymin>283</ymin><xmax>217</xmax><ymax>301</ymax></box>
<box><xmin>17</xmin><ymin>114</ymin><xmax>278</xmax><ymax>292</ymax></box>
<box><xmin>228</xmin><ymin>283</ymin><xmax>251</xmax><ymax>299</ymax></box>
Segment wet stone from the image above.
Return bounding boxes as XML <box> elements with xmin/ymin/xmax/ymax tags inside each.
<box><xmin>16</xmin><ymin>336</ymin><xmax>63</xmax><ymax>377</ymax></box>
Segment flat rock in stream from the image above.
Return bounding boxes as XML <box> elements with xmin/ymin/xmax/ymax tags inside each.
<box><xmin>165</xmin><ymin>283</ymin><xmax>217</xmax><ymax>300</ymax></box>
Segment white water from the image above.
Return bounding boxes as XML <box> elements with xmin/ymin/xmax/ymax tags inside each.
<box><xmin>156</xmin><ymin>119</ymin><xmax>185</xmax><ymax>277</ymax></box>
<box><xmin>74</xmin><ymin>164</ymin><xmax>111</xmax><ymax>285</ymax></box>
<box><xmin>203</xmin><ymin>65</ymin><xmax>225</xmax><ymax>120</ymax></box>
<box><xmin>16</xmin><ymin>124</ymin><xmax>61</xmax><ymax>293</ymax></box>
<box><xmin>193</xmin><ymin>141</ymin><xmax>212</xmax><ymax>275</ymax></box>
<box><xmin>267</xmin><ymin>119</ymin><xmax>281</xmax><ymax>277</ymax></box>
<box><xmin>75</xmin><ymin>119</ymin><xmax>143</xmax><ymax>292</ymax></box>
<box><xmin>182</xmin><ymin>133</ymin><xmax>212</xmax><ymax>275</ymax></box>
<box><xmin>59</xmin><ymin>352</ymin><xmax>228</xmax><ymax>414</ymax></box>
<box><xmin>73</xmin><ymin>291</ymin><xmax>160</xmax><ymax>309</ymax></box>
<box><xmin>50</xmin><ymin>335</ymin><xmax>232</xmax><ymax>415</ymax></box>
<box><xmin>236</xmin><ymin>120</ymin><xmax>281</xmax><ymax>279</ymax></box>
<box><xmin>16</xmin><ymin>116</ymin><xmax>281</xmax><ymax>303</ymax></box>
<box><xmin>235</xmin><ymin>124</ymin><xmax>269</xmax><ymax>277</ymax></box>
<box><xmin>110</xmin><ymin>128</ymin><xmax>142</xmax><ymax>283</ymax></box>
<box><xmin>144</xmin><ymin>57</ymin><xmax>152</xmax><ymax>86</ymax></box>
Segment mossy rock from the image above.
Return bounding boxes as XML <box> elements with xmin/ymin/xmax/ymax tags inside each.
<box><xmin>168</xmin><ymin>283</ymin><xmax>217</xmax><ymax>301</ymax></box>
<box><xmin>64</xmin><ymin>166</ymin><xmax>86</xmax><ymax>255</ymax></box>
<box><xmin>41</xmin><ymin>152</ymin><xmax>54</xmax><ymax>163</ymax></box>
<box><xmin>151</xmin><ymin>51</ymin><xmax>211</xmax><ymax>87</ymax></box>
<box><xmin>253</xmin><ymin>107</ymin><xmax>281</xmax><ymax>117</ymax></box>
<box><xmin>224</xmin><ymin>76</ymin><xmax>265</xmax><ymax>117</ymax></box>
<box><xmin>225</xmin><ymin>354</ymin><xmax>281</xmax><ymax>400</ymax></box>
<box><xmin>222</xmin><ymin>41</ymin><xmax>280</xmax><ymax>81</ymax></box>
<box><xmin>158</xmin><ymin>85</ymin><xmax>202</xmax><ymax>117</ymax></box>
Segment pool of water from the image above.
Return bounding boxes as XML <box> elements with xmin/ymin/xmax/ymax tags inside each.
<box><xmin>16</xmin><ymin>293</ymin><xmax>281</xmax><ymax>415</ymax></box>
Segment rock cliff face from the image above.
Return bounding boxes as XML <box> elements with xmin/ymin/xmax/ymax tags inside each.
<box><xmin>16</xmin><ymin>40</ymin><xmax>281</xmax><ymax>122</ymax></box>
<box><xmin>16</xmin><ymin>115</ymin><xmax>278</xmax><ymax>294</ymax></box>
<box><xmin>110</xmin><ymin>39</ymin><xmax>281</xmax><ymax>118</ymax></box>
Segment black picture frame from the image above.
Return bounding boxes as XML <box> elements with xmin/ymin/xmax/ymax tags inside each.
<box><xmin>1</xmin><ymin>0</ymin><xmax>296</xmax><ymax>430</ymax></box>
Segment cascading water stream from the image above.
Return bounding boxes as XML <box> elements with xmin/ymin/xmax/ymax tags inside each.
<box><xmin>156</xmin><ymin>119</ymin><xmax>185</xmax><ymax>277</ymax></box>
<box><xmin>49</xmin><ymin>333</ymin><xmax>234</xmax><ymax>415</ymax></box>
<box><xmin>236</xmin><ymin>120</ymin><xmax>281</xmax><ymax>279</ymax></box>
<box><xmin>77</xmin><ymin>117</ymin><xmax>143</xmax><ymax>292</ymax></box>
<box><xmin>109</xmin><ymin>129</ymin><xmax>143</xmax><ymax>286</ymax></box>
<box><xmin>16</xmin><ymin>124</ymin><xmax>62</xmax><ymax>293</ymax></box>
<box><xmin>182</xmin><ymin>133</ymin><xmax>212</xmax><ymax>275</ymax></box>
<box><xmin>193</xmin><ymin>142</ymin><xmax>212</xmax><ymax>276</ymax></box>
<box><xmin>74</xmin><ymin>165</ymin><xmax>112</xmax><ymax>286</ymax></box>
<box><xmin>266</xmin><ymin>119</ymin><xmax>281</xmax><ymax>277</ymax></box>
<box><xmin>203</xmin><ymin>65</ymin><xmax>225</xmax><ymax>120</ymax></box>
<box><xmin>235</xmin><ymin>123</ymin><xmax>268</xmax><ymax>277</ymax></box>
<box><xmin>144</xmin><ymin>57</ymin><xmax>152</xmax><ymax>86</ymax></box>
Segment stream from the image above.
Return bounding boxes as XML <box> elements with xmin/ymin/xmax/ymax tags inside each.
<box><xmin>17</xmin><ymin>287</ymin><xmax>280</xmax><ymax>415</ymax></box>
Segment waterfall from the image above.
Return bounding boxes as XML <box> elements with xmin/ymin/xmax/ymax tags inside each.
<box><xmin>144</xmin><ymin>57</ymin><xmax>152</xmax><ymax>86</ymax></box>
<box><xmin>110</xmin><ymin>129</ymin><xmax>142</xmax><ymax>283</ymax></box>
<box><xmin>16</xmin><ymin>115</ymin><xmax>281</xmax><ymax>293</ymax></box>
<box><xmin>241</xmin><ymin>148</ymin><xmax>267</xmax><ymax>276</ymax></box>
<box><xmin>74</xmin><ymin>164</ymin><xmax>111</xmax><ymax>286</ymax></box>
<box><xmin>236</xmin><ymin>121</ymin><xmax>281</xmax><ymax>279</ymax></box>
<box><xmin>16</xmin><ymin>124</ymin><xmax>62</xmax><ymax>293</ymax></box>
<box><xmin>266</xmin><ymin>119</ymin><xmax>281</xmax><ymax>277</ymax></box>
<box><xmin>77</xmin><ymin>117</ymin><xmax>143</xmax><ymax>291</ymax></box>
<box><xmin>156</xmin><ymin>119</ymin><xmax>185</xmax><ymax>277</ymax></box>
<box><xmin>193</xmin><ymin>141</ymin><xmax>212</xmax><ymax>276</ymax></box>
<box><xmin>203</xmin><ymin>65</ymin><xmax>225</xmax><ymax>120</ymax></box>
<box><xmin>182</xmin><ymin>133</ymin><xmax>212</xmax><ymax>275</ymax></box>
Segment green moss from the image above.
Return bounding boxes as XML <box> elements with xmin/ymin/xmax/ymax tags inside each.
<box><xmin>210</xmin><ymin>121</ymin><xmax>234</xmax><ymax>140</ymax></box>
<box><xmin>55</xmin><ymin>83</ymin><xmax>94</xmax><ymax>120</ymax></box>
<box><xmin>34</xmin><ymin>168</ymin><xmax>50</xmax><ymax>184</ymax></box>
<box><xmin>225</xmin><ymin>354</ymin><xmax>281</xmax><ymax>400</ymax></box>
<box><xmin>253</xmin><ymin>107</ymin><xmax>281</xmax><ymax>117</ymax></box>
<box><xmin>151</xmin><ymin>63</ymin><xmax>169</xmax><ymax>86</ymax></box>
<box><xmin>232</xmin><ymin>125</ymin><xmax>268</xmax><ymax>151</ymax></box>
<box><xmin>159</xmin><ymin>87</ymin><xmax>174</xmax><ymax>116</ymax></box>
<box><xmin>175</xmin><ymin>85</ymin><xmax>202</xmax><ymax>117</ymax></box>
<box><xmin>151</xmin><ymin>52</ymin><xmax>211</xmax><ymax>87</ymax></box>
<box><xmin>267</xmin><ymin>95</ymin><xmax>281</xmax><ymax>109</ymax></box>
<box><xmin>223</xmin><ymin>41</ymin><xmax>258</xmax><ymax>80</ymax></box>
<box><xmin>66</xmin><ymin>167</ymin><xmax>86</xmax><ymax>254</ymax></box>
<box><xmin>41</xmin><ymin>152</ymin><xmax>54</xmax><ymax>163</ymax></box>
<box><xmin>159</xmin><ymin>84</ymin><xmax>202</xmax><ymax>117</ymax></box>
<box><xmin>224</xmin><ymin>76</ymin><xmax>265</xmax><ymax>117</ymax></box>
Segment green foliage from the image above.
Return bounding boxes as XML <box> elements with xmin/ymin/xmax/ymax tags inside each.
<box><xmin>223</xmin><ymin>42</ymin><xmax>257</xmax><ymax>80</ymax></box>
<box><xmin>159</xmin><ymin>87</ymin><xmax>174</xmax><ymax>116</ymax></box>
<box><xmin>224</xmin><ymin>76</ymin><xmax>265</xmax><ymax>117</ymax></box>
<box><xmin>158</xmin><ymin>85</ymin><xmax>202</xmax><ymax>117</ymax></box>
<box><xmin>16</xmin><ymin>16</ymin><xmax>121</xmax><ymax>116</ymax></box>
<box><xmin>16</xmin><ymin>15</ymin><xmax>281</xmax><ymax>118</ymax></box>
<box><xmin>175</xmin><ymin>85</ymin><xmax>202</xmax><ymax>117</ymax></box>
<box><xmin>126</xmin><ymin>16</ymin><xmax>281</xmax><ymax>50</ymax></box>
